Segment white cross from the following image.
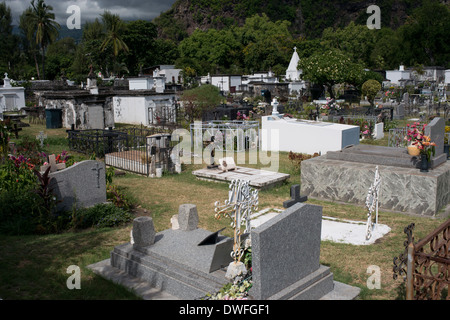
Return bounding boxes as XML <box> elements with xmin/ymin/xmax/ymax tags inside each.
<box><xmin>40</xmin><ymin>154</ymin><xmax>66</xmax><ymax>173</ymax></box>
<box><xmin>36</xmin><ymin>131</ymin><xmax>47</xmax><ymax>148</ymax></box>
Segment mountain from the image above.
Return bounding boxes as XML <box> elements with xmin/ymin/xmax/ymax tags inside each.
<box><xmin>12</xmin><ymin>25</ymin><xmax>83</xmax><ymax>43</ymax></box>
<box><xmin>153</xmin><ymin>0</ymin><xmax>445</xmax><ymax>40</ymax></box>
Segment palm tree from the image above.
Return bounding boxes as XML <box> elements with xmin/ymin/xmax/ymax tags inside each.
<box><xmin>19</xmin><ymin>8</ymin><xmax>40</xmax><ymax>79</ymax></box>
<box><xmin>100</xmin><ymin>11</ymin><xmax>129</xmax><ymax>67</ymax></box>
<box><xmin>26</xmin><ymin>0</ymin><xmax>60</xmax><ymax>79</ymax></box>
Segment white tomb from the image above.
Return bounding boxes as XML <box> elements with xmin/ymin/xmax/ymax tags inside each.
<box><xmin>261</xmin><ymin>115</ymin><xmax>360</xmax><ymax>155</ymax></box>
<box><xmin>0</xmin><ymin>73</ymin><xmax>26</xmax><ymax>112</ymax></box>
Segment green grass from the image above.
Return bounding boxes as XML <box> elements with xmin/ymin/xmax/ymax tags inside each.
<box><xmin>0</xmin><ymin>119</ymin><xmax>447</xmax><ymax>300</ymax></box>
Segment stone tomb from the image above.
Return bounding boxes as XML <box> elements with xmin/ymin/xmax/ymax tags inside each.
<box><xmin>301</xmin><ymin>158</ymin><xmax>450</xmax><ymax>217</ymax></box>
<box><xmin>327</xmin><ymin>117</ymin><xmax>447</xmax><ymax>169</ymax></box>
<box><xmin>192</xmin><ymin>166</ymin><xmax>290</xmax><ymax>190</ymax></box>
<box><xmin>89</xmin><ymin>202</ymin><xmax>360</xmax><ymax>300</ymax></box>
<box><xmin>261</xmin><ymin>115</ymin><xmax>360</xmax><ymax>155</ymax></box>
<box><xmin>302</xmin><ymin>117</ymin><xmax>450</xmax><ymax>216</ymax></box>
<box><xmin>107</xmin><ymin>205</ymin><xmax>233</xmax><ymax>300</ymax></box>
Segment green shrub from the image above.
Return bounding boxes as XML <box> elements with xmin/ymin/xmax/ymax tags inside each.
<box><xmin>71</xmin><ymin>203</ymin><xmax>132</xmax><ymax>229</ymax></box>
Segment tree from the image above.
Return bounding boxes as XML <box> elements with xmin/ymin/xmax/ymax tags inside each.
<box><xmin>122</xmin><ymin>20</ymin><xmax>158</xmax><ymax>75</ymax></box>
<box><xmin>45</xmin><ymin>37</ymin><xmax>77</xmax><ymax>80</ymax></box>
<box><xmin>0</xmin><ymin>2</ymin><xmax>20</xmax><ymax>76</ymax></box>
<box><xmin>361</xmin><ymin>79</ymin><xmax>381</xmax><ymax>110</ymax></box>
<box><xmin>100</xmin><ymin>11</ymin><xmax>129</xmax><ymax>71</ymax></box>
<box><xmin>25</xmin><ymin>0</ymin><xmax>60</xmax><ymax>79</ymax></box>
<box><xmin>180</xmin><ymin>84</ymin><xmax>223</xmax><ymax>123</ymax></box>
<box><xmin>321</xmin><ymin>22</ymin><xmax>377</xmax><ymax>69</ymax></box>
<box><xmin>395</xmin><ymin>1</ymin><xmax>450</xmax><ymax>68</ymax></box>
<box><xmin>298</xmin><ymin>48</ymin><xmax>365</xmax><ymax>99</ymax></box>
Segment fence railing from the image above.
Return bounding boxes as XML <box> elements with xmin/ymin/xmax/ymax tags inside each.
<box><xmin>68</xmin><ymin>127</ymin><xmax>174</xmax><ymax>176</ymax></box>
<box><xmin>388</xmin><ymin>127</ymin><xmax>408</xmax><ymax>148</ymax></box>
<box><xmin>393</xmin><ymin>220</ymin><xmax>450</xmax><ymax>300</ymax></box>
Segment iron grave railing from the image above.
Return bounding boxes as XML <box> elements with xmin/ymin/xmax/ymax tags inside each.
<box><xmin>393</xmin><ymin>220</ymin><xmax>450</xmax><ymax>300</ymax></box>
<box><xmin>67</xmin><ymin>127</ymin><xmax>175</xmax><ymax>176</ymax></box>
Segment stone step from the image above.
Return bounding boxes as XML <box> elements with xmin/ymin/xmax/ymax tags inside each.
<box><xmin>111</xmin><ymin>244</ymin><xmax>228</xmax><ymax>299</ymax></box>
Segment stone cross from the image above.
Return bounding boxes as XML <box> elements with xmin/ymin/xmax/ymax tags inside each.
<box><xmin>365</xmin><ymin>166</ymin><xmax>381</xmax><ymax>240</ymax></box>
<box><xmin>36</xmin><ymin>131</ymin><xmax>47</xmax><ymax>148</ymax></box>
<box><xmin>215</xmin><ymin>179</ymin><xmax>258</xmax><ymax>264</ymax></box>
<box><xmin>283</xmin><ymin>184</ymin><xmax>308</xmax><ymax>208</ymax></box>
<box><xmin>40</xmin><ymin>154</ymin><xmax>66</xmax><ymax>173</ymax></box>
<box><xmin>91</xmin><ymin>162</ymin><xmax>103</xmax><ymax>188</ymax></box>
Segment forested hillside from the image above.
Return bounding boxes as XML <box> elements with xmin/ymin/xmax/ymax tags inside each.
<box><xmin>153</xmin><ymin>0</ymin><xmax>445</xmax><ymax>40</ymax></box>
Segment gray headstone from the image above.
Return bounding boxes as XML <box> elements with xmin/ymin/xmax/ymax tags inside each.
<box><xmin>249</xmin><ymin>203</ymin><xmax>329</xmax><ymax>300</ymax></box>
<box><xmin>49</xmin><ymin>160</ymin><xmax>106</xmax><ymax>212</ymax></box>
<box><xmin>425</xmin><ymin>117</ymin><xmax>445</xmax><ymax>156</ymax></box>
<box><xmin>178</xmin><ymin>204</ymin><xmax>199</xmax><ymax>231</ymax></box>
<box><xmin>132</xmin><ymin>216</ymin><xmax>156</xmax><ymax>248</ymax></box>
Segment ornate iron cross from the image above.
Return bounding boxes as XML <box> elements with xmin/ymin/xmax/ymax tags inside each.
<box><xmin>365</xmin><ymin>166</ymin><xmax>381</xmax><ymax>240</ymax></box>
<box><xmin>214</xmin><ymin>179</ymin><xmax>258</xmax><ymax>263</ymax></box>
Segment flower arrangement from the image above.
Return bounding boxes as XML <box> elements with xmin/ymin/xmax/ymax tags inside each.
<box><xmin>320</xmin><ymin>98</ymin><xmax>341</xmax><ymax>115</ymax></box>
<box><xmin>361</xmin><ymin>123</ymin><xmax>372</xmax><ymax>139</ymax></box>
<box><xmin>405</xmin><ymin>122</ymin><xmax>436</xmax><ymax>160</ymax></box>
<box><xmin>236</xmin><ymin>111</ymin><xmax>249</xmax><ymax>121</ymax></box>
<box><xmin>405</xmin><ymin>122</ymin><xmax>426</xmax><ymax>146</ymax></box>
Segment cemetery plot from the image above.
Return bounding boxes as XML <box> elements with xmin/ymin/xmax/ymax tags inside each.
<box><xmin>68</xmin><ymin>127</ymin><xmax>175</xmax><ymax>177</ymax></box>
<box><xmin>192</xmin><ymin>165</ymin><xmax>290</xmax><ymax>190</ymax></box>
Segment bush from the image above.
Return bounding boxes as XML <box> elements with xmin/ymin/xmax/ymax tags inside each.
<box><xmin>70</xmin><ymin>203</ymin><xmax>132</xmax><ymax>229</ymax></box>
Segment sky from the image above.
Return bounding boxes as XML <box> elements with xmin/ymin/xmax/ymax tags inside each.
<box><xmin>6</xmin><ymin>0</ymin><xmax>177</xmax><ymax>25</ymax></box>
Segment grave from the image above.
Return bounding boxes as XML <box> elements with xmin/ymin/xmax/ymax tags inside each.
<box><xmin>249</xmin><ymin>202</ymin><xmax>360</xmax><ymax>300</ymax></box>
<box><xmin>249</xmin><ymin>208</ymin><xmax>391</xmax><ymax>246</ymax></box>
<box><xmin>48</xmin><ymin>160</ymin><xmax>107</xmax><ymax>212</ymax></box>
<box><xmin>302</xmin><ymin>137</ymin><xmax>450</xmax><ymax>217</ymax></box>
<box><xmin>261</xmin><ymin>115</ymin><xmax>360</xmax><ymax>155</ymax></box>
<box><xmin>192</xmin><ymin>165</ymin><xmax>290</xmax><ymax>190</ymax></box>
<box><xmin>98</xmin><ymin>204</ymin><xmax>234</xmax><ymax>300</ymax></box>
<box><xmin>89</xmin><ymin>202</ymin><xmax>360</xmax><ymax>300</ymax></box>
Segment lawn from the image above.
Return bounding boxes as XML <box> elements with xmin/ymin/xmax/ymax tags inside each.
<box><xmin>0</xmin><ymin>120</ymin><xmax>447</xmax><ymax>300</ymax></box>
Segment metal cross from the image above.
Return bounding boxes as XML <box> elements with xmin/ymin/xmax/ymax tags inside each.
<box><xmin>365</xmin><ymin>166</ymin><xmax>381</xmax><ymax>240</ymax></box>
<box><xmin>36</xmin><ymin>131</ymin><xmax>47</xmax><ymax>148</ymax></box>
<box><xmin>91</xmin><ymin>162</ymin><xmax>103</xmax><ymax>188</ymax></box>
<box><xmin>214</xmin><ymin>179</ymin><xmax>258</xmax><ymax>263</ymax></box>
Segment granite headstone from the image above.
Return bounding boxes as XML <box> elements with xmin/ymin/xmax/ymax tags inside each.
<box><xmin>49</xmin><ymin>160</ymin><xmax>106</xmax><ymax>212</ymax></box>
<box><xmin>425</xmin><ymin>117</ymin><xmax>445</xmax><ymax>156</ymax></box>
<box><xmin>249</xmin><ymin>202</ymin><xmax>335</xmax><ymax>300</ymax></box>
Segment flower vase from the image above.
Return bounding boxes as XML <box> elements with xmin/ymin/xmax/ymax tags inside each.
<box><xmin>420</xmin><ymin>154</ymin><xmax>429</xmax><ymax>172</ymax></box>
<box><xmin>407</xmin><ymin>145</ymin><xmax>420</xmax><ymax>156</ymax></box>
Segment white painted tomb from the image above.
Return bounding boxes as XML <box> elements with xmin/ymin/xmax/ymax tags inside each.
<box><xmin>260</xmin><ymin>115</ymin><xmax>360</xmax><ymax>155</ymax></box>
<box><xmin>0</xmin><ymin>73</ymin><xmax>26</xmax><ymax>112</ymax></box>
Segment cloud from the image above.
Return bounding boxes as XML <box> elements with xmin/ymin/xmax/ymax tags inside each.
<box><xmin>7</xmin><ymin>0</ymin><xmax>176</xmax><ymax>25</ymax></box>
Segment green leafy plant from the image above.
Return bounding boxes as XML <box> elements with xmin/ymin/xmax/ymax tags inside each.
<box><xmin>70</xmin><ymin>203</ymin><xmax>132</xmax><ymax>229</ymax></box>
